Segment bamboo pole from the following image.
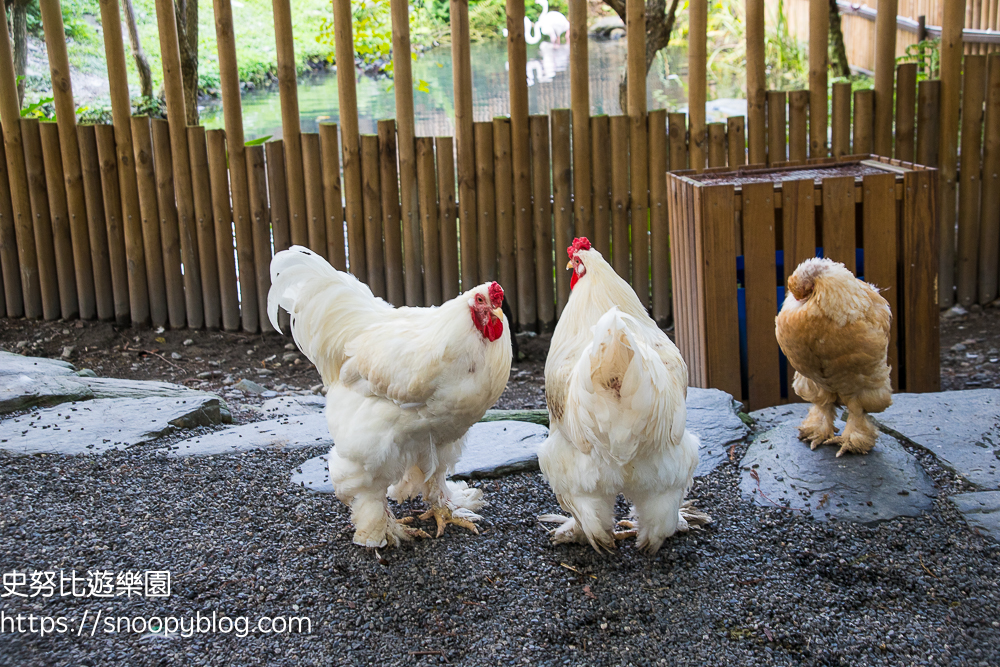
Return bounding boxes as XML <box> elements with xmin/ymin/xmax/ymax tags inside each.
<box><xmin>648</xmin><ymin>109</ymin><xmax>670</xmax><ymax>326</ymax></box>
<box><xmin>361</xmin><ymin>134</ymin><xmax>387</xmax><ymax>299</ymax></box>
<box><xmin>212</xmin><ymin>0</ymin><xmax>257</xmax><ymax>332</ymax></box>
<box><xmin>332</xmin><ymin>0</ymin><xmax>366</xmax><ymax>281</ymax></box>
<box><xmin>436</xmin><ymin>136</ymin><xmax>460</xmax><ymax>300</ymax></box>
<box><xmin>390</xmin><ymin>0</ymin><xmax>421</xmax><ymax>306</ymax></box>
<box><xmin>767</xmin><ymin>91</ymin><xmax>787</xmax><ymax>164</ymax></box>
<box><xmin>21</xmin><ymin>119</ymin><xmax>60</xmax><ymax>321</ymax></box>
<box><xmin>493</xmin><ymin>117</ymin><xmax>516</xmax><ymax>321</ymax></box>
<box><xmin>150</xmin><ymin>118</ymin><xmax>187</xmax><ymax>329</ymax></box>
<box><xmin>378</xmin><ymin>120</ymin><xmax>405</xmax><ymax>305</ymax></box>
<box><xmin>979</xmin><ymin>53</ymin><xmax>1000</xmax><ymax>304</ymax></box>
<box><xmin>916</xmin><ymin>80</ymin><xmax>941</xmax><ymax>167</ymax></box>
<box><xmin>450</xmin><ymin>0</ymin><xmax>478</xmax><ymax>289</ymax></box>
<box><xmin>895</xmin><ymin>63</ymin><xmax>918</xmax><ymax>163</ymax></box>
<box><xmin>416</xmin><ymin>137</ymin><xmax>441</xmax><ymax>306</ymax></box>
<box><xmin>302</xmin><ymin>133</ymin><xmax>328</xmax><ymax>259</ymax></box>
<box><xmin>552</xmin><ymin>110</ymin><xmax>572</xmax><ymax>317</ymax></box>
<box><xmin>831</xmin><ymin>82</ymin><xmax>851</xmax><ymax>158</ymax></box>
<box><xmin>187</xmin><ymin>127</ymin><xmax>222</xmax><ymax>330</ymax></box>
<box><xmin>0</xmin><ymin>9</ymin><xmax>39</xmax><ymax>318</ymax></box>
<box><xmin>264</xmin><ymin>140</ymin><xmax>291</xmax><ymax>331</ymax></box>
<box><xmin>569</xmin><ymin>0</ymin><xmax>591</xmax><ymax>242</ymax></box>
<box><xmin>853</xmin><ymin>89</ymin><xmax>874</xmax><ymax>155</ymax></box>
<box><xmin>78</xmin><ymin>125</ymin><xmax>115</xmax><ymax>321</ymax></box>
<box><xmin>272</xmin><ymin>0</ymin><xmax>308</xmax><ymax>253</ymax></box>
<box><xmin>873</xmin><ymin>0</ymin><xmax>899</xmax><ymax>157</ymax></box>
<box><xmin>0</xmin><ymin>129</ymin><xmax>19</xmax><ymax>316</ymax></box>
<box><xmin>788</xmin><ymin>90</ymin><xmax>809</xmax><ymax>162</ymax></box>
<box><xmin>957</xmin><ymin>55</ymin><xmax>987</xmax><ymax>307</ymax></box>
<box><xmin>627</xmin><ymin>0</ymin><xmax>648</xmax><ymax>307</ymax></box>
<box><xmin>319</xmin><ymin>123</ymin><xmax>347</xmax><ymax>271</ymax></box>
<box><xmin>474</xmin><ymin>121</ymin><xmax>497</xmax><ymax>282</ymax></box>
<box><xmin>689</xmin><ymin>0</ymin><xmax>707</xmax><ymax>172</ymax></box>
<box><xmin>939</xmin><ymin>0</ymin><xmax>967</xmax><ymax>308</ymax></box>
<box><xmin>591</xmin><ymin>115</ymin><xmax>611</xmax><ymax>256</ymax></box>
<box><xmin>507</xmin><ymin>0</ymin><xmax>534</xmax><ymax>328</ymax></box>
<box><xmin>747</xmin><ymin>0</ymin><xmax>766</xmax><ymax>165</ymax></box>
<box><xmin>94</xmin><ymin>124</ymin><xmax>129</xmax><ymax>325</ymax></box>
<box><xmin>131</xmin><ymin>116</ymin><xmax>168</xmax><ymax>328</ymax></box>
<box><xmin>809</xmin><ymin>0</ymin><xmax>829</xmax><ymax>158</ymax></box>
<box><xmin>707</xmin><ymin>122</ymin><xmax>727</xmax><ymax>167</ymax></box>
<box><xmin>727</xmin><ymin>116</ymin><xmax>746</xmax><ymax>167</ymax></box>
<box><xmin>246</xmin><ymin>144</ymin><xmax>273</xmax><ymax>333</ymax></box>
<box><xmin>205</xmin><ymin>129</ymin><xmax>240</xmax><ymax>332</ymax></box>
<box><xmin>610</xmin><ymin>115</ymin><xmax>630</xmax><ymax>281</ymax></box>
<box><xmin>154</xmin><ymin>0</ymin><xmax>203</xmax><ymax>328</ymax></box>
<box><xmin>38</xmin><ymin>122</ymin><xmax>76</xmax><ymax>319</ymax></box>
<box><xmin>530</xmin><ymin>115</ymin><xmax>555</xmax><ymax>330</ymax></box>
<box><xmin>91</xmin><ymin>0</ymin><xmax>146</xmax><ymax>325</ymax></box>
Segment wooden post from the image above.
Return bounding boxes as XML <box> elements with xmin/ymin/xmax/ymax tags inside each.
<box><xmin>0</xmin><ymin>9</ymin><xmax>38</xmax><ymax>317</ymax></box>
<box><xmin>389</xmin><ymin>0</ymin><xmax>420</xmax><ymax>306</ymax></box>
<box><xmin>494</xmin><ymin>117</ymin><xmax>516</xmax><ymax>321</ymax></box>
<box><xmin>474</xmin><ymin>122</ymin><xmax>497</xmax><ymax>282</ymax></box>
<box><xmin>416</xmin><ymin>137</ymin><xmax>441</xmax><ymax>306</ymax></box>
<box><xmin>0</xmin><ymin>130</ymin><xmax>19</xmax><ymax>316</ymax></box>
<box><xmin>94</xmin><ymin>124</ymin><xmax>130</xmax><ymax>325</ymax></box>
<box><xmin>21</xmin><ymin>119</ymin><xmax>60</xmax><ymax>321</ymax></box>
<box><xmin>301</xmin><ymin>133</ymin><xmax>328</xmax><ymax>259</ymax></box>
<box><xmin>767</xmin><ymin>91</ymin><xmax>787</xmax><ymax>164</ymax></box>
<box><xmin>895</xmin><ymin>63</ymin><xmax>918</xmax><ymax>163</ymax></box>
<box><xmin>212</xmin><ymin>0</ymin><xmax>257</xmax><ymax>332</ymax></box>
<box><xmin>648</xmin><ymin>109</ymin><xmax>670</xmax><ymax>326</ymax></box>
<box><xmin>668</xmin><ymin>113</ymin><xmax>688</xmax><ymax>171</ymax></box>
<box><xmin>436</xmin><ymin>136</ymin><xmax>460</xmax><ymax>300</ymax></box>
<box><xmin>38</xmin><ymin>122</ymin><xmax>76</xmax><ymax>319</ymax></box>
<box><xmin>78</xmin><ymin>125</ymin><xmax>115</xmax><ymax>321</ymax></box>
<box><xmin>91</xmin><ymin>0</ymin><xmax>147</xmax><ymax>324</ymax></box>
<box><xmin>246</xmin><ymin>144</ymin><xmax>273</xmax><ymax>333</ymax></box>
<box><xmin>742</xmin><ymin>182</ymin><xmax>781</xmax><ymax>410</ymax></box>
<box><xmin>916</xmin><ymin>80</ymin><xmax>941</xmax><ymax>167</ymax></box>
<box><xmin>569</xmin><ymin>0</ymin><xmax>591</xmax><ymax>241</ymax></box>
<box><xmin>591</xmin><ymin>115</ymin><xmax>611</xmax><ymax>256</ymax></box>
<box><xmin>708</xmin><ymin>122</ymin><xmax>727</xmax><ymax>167</ymax></box>
<box><xmin>451</xmin><ymin>0</ymin><xmax>478</xmax><ymax>289</ymax></box>
<box><xmin>957</xmin><ymin>56</ymin><xmax>987</xmax><ymax>307</ymax></box>
<box><xmin>978</xmin><ymin>53</ymin><xmax>1000</xmax><ymax>304</ymax></box>
<box><xmin>530</xmin><ymin>115</ymin><xmax>555</xmax><ymax>330</ymax></box>
<box><xmin>873</xmin><ymin>0</ymin><xmax>899</xmax><ymax>157</ymax></box>
<box><xmin>610</xmin><ymin>115</ymin><xmax>630</xmax><ymax>281</ymax></box>
<box><xmin>155</xmin><ymin>0</ymin><xmax>203</xmax><ymax>328</ymax></box>
<box><xmin>788</xmin><ymin>90</ymin><xmax>809</xmax><ymax>162</ymax></box>
<box><xmin>747</xmin><ymin>0</ymin><xmax>767</xmax><ymax>165</ymax></box>
<box><xmin>130</xmin><ymin>117</ymin><xmax>167</xmax><ymax>328</ymax></box>
<box><xmin>150</xmin><ymin>118</ymin><xmax>187</xmax><ymax>329</ymax></box>
<box><xmin>319</xmin><ymin>123</ymin><xmax>347</xmax><ymax>271</ymax></box>
<box><xmin>507</xmin><ymin>0</ymin><xmax>534</xmax><ymax>328</ymax></box>
<box><xmin>831</xmin><ymin>82</ymin><xmax>852</xmax><ymax>158</ymax></box>
<box><xmin>938</xmin><ymin>0</ymin><xmax>967</xmax><ymax>308</ymax></box>
<box><xmin>378</xmin><ymin>120</ymin><xmax>405</xmax><ymax>305</ymax></box>
<box><xmin>205</xmin><ymin>129</ymin><xmax>240</xmax><ymax>332</ymax></box>
<box><xmin>266</xmin><ymin>141</ymin><xmax>290</xmax><ymax>333</ymax></box>
<box><xmin>332</xmin><ymin>0</ymin><xmax>366</xmax><ymax>281</ymax></box>
<box><xmin>552</xmin><ymin>110</ymin><xmax>572</xmax><ymax>317</ymax></box>
<box><xmin>853</xmin><ymin>89</ymin><xmax>874</xmax><ymax>155</ymax></box>
<box><xmin>809</xmin><ymin>0</ymin><xmax>829</xmax><ymax>158</ymax></box>
<box><xmin>727</xmin><ymin>116</ymin><xmax>746</xmax><ymax>167</ymax></box>
<box><xmin>627</xmin><ymin>0</ymin><xmax>649</xmax><ymax>307</ymax></box>
<box><xmin>187</xmin><ymin>127</ymin><xmax>222</xmax><ymax>330</ymax></box>
<box><xmin>689</xmin><ymin>0</ymin><xmax>707</xmax><ymax>172</ymax></box>
<box><xmin>360</xmin><ymin>134</ymin><xmax>387</xmax><ymax>299</ymax></box>
<box><xmin>272</xmin><ymin>0</ymin><xmax>308</xmax><ymax>253</ymax></box>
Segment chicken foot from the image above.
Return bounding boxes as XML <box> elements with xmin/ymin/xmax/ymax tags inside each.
<box><xmin>798</xmin><ymin>402</ymin><xmax>838</xmax><ymax>449</ymax></box>
<box><xmin>829</xmin><ymin>406</ymin><xmax>879</xmax><ymax>457</ymax></box>
<box><xmin>401</xmin><ymin>506</ymin><xmax>480</xmax><ymax>538</ymax></box>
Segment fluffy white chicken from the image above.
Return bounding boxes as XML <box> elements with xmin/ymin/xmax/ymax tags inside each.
<box><xmin>538</xmin><ymin>238</ymin><xmax>710</xmax><ymax>554</ymax></box>
<box><xmin>268</xmin><ymin>247</ymin><xmax>512</xmax><ymax>548</ymax></box>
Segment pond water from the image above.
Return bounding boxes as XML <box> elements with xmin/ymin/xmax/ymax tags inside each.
<box><xmin>199</xmin><ymin>38</ymin><xmax>748</xmax><ymax>139</ymax></box>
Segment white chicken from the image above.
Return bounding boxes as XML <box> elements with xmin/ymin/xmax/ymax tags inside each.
<box><xmin>268</xmin><ymin>247</ymin><xmax>512</xmax><ymax>548</ymax></box>
<box><xmin>538</xmin><ymin>238</ymin><xmax>710</xmax><ymax>554</ymax></box>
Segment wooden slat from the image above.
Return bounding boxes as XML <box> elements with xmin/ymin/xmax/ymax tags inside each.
<box><xmin>957</xmin><ymin>56</ymin><xmax>987</xmax><ymax>307</ymax></box>
<box><xmin>246</xmin><ymin>144</ymin><xmax>273</xmax><ymax>333</ymax></box>
<box><xmin>862</xmin><ymin>173</ymin><xmax>899</xmax><ymax>390</ymax></box>
<box><xmin>707</xmin><ymin>122</ymin><xmax>726</xmax><ymax>168</ymax></box>
<box><xmin>272</xmin><ymin>0</ymin><xmax>307</xmax><ymax>257</ymax></box>
<box><xmin>0</xmin><ymin>124</ymin><xmax>19</xmax><ymax>317</ymax></box>
<box><xmin>916</xmin><ymin>80</ymin><xmax>941</xmax><ymax>168</ymax></box>
<box><xmin>435</xmin><ymin>136</ymin><xmax>459</xmax><ymax>300</ymax></box>
<box><xmin>872</xmin><ymin>0</ymin><xmax>899</xmax><ymax>157</ymax></box>
<box><xmin>938</xmin><ymin>2</ymin><xmax>965</xmax><ymax>309</ymax></box>
<box><xmin>378</xmin><ymin>120</ymin><xmax>405</xmax><ymax>306</ymax></box>
<box><xmin>569</xmin><ymin>0</ymin><xmax>591</xmax><ymax>244</ymax></box>
<box><xmin>38</xmin><ymin>122</ymin><xmax>77</xmax><ymax>319</ymax></box>
<box><xmin>668</xmin><ymin>112</ymin><xmax>688</xmax><ymax>171</ymax></box>
<box><xmin>94</xmin><ymin>124</ymin><xmax>128</xmax><ymax>325</ymax></box>
<box><xmin>265</xmin><ymin>139</ymin><xmax>291</xmax><ymax>333</ymax></box>
<box><xmin>205</xmin><ymin>129</ymin><xmax>241</xmax><ymax>332</ymax></box>
<box><xmin>416</xmin><ymin>137</ymin><xmax>440</xmax><ymax>306</ymax></box>
<box><xmin>187</xmin><ymin>127</ymin><xmax>222</xmax><ymax>330</ymax></box>
<box><xmin>781</xmin><ymin>178</ymin><xmax>816</xmax><ymax>400</ymax></box>
<box><xmin>895</xmin><ymin>63</ymin><xmax>918</xmax><ymax>163</ymax></box>
<box><xmin>852</xmin><ymin>89</ymin><xmax>874</xmax><ymax>155</ymax></box>
<box><xmin>151</xmin><ymin>119</ymin><xmax>187</xmax><ymax>329</ymax></box>
<box><xmin>649</xmin><ymin>109</ymin><xmax>671</xmax><ymax>326</ymax></box>
<box><xmin>746</xmin><ymin>0</ymin><xmax>766</xmax><ymax>166</ymax></box>
<box><xmin>767</xmin><ymin>91</ymin><xmax>787</xmax><ymax>165</ymax></box>
<box><xmin>21</xmin><ymin>119</ymin><xmax>60</xmax><ymax>321</ymax></box>
<box><xmin>903</xmin><ymin>169</ymin><xmax>940</xmax><ymax>391</ymax></box>
<box><xmin>831</xmin><ymin>82</ymin><xmax>852</xmax><ymax>158</ymax></box>
<box><xmin>475</xmin><ymin>121</ymin><xmax>497</xmax><ymax>282</ymax></box>
<box><xmin>78</xmin><ymin>125</ymin><xmax>115</xmax><ymax>321</ymax></box>
<box><xmin>591</xmin><ymin>115</ymin><xmax>611</xmax><ymax>257</ymax></box>
<box><xmin>727</xmin><ymin>116</ymin><xmax>746</xmax><ymax>167</ymax></box>
<box><xmin>742</xmin><ymin>181</ymin><xmax>781</xmax><ymax>410</ymax></box>
<box><xmin>822</xmin><ymin>175</ymin><xmax>857</xmax><ymax>273</ymax></box>
<box><xmin>390</xmin><ymin>0</ymin><xmax>420</xmax><ymax>307</ymax></box>
<box><xmin>361</xmin><ymin>134</ymin><xmax>387</xmax><ymax>299</ymax></box>
<box><xmin>531</xmin><ymin>115</ymin><xmax>555</xmax><ymax>330</ymax></box>
<box><xmin>552</xmin><ymin>110</ymin><xmax>572</xmax><ymax>317</ymax></box>
<box><xmin>979</xmin><ymin>53</ymin><xmax>1000</xmax><ymax>304</ymax></box>
<box><xmin>302</xmin><ymin>133</ymin><xmax>328</xmax><ymax>260</ymax></box>
<box><xmin>788</xmin><ymin>90</ymin><xmax>809</xmax><ymax>163</ymax></box>
<box><xmin>450</xmin><ymin>0</ymin><xmax>478</xmax><ymax>291</ymax></box>
<box><xmin>610</xmin><ymin>115</ymin><xmax>630</xmax><ymax>281</ymax></box>
<box><xmin>131</xmin><ymin>117</ymin><xmax>168</xmax><ymax>328</ymax></box>
<box><xmin>809</xmin><ymin>0</ymin><xmax>829</xmax><ymax>158</ymax></box>
<box><xmin>319</xmin><ymin>123</ymin><xmax>347</xmax><ymax>271</ymax></box>
<box><xmin>493</xmin><ymin>117</ymin><xmax>515</xmax><ymax>321</ymax></box>
<box><xmin>507</xmin><ymin>0</ymin><xmax>533</xmax><ymax>329</ymax></box>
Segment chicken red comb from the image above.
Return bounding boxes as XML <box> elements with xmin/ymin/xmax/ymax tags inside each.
<box><xmin>567</xmin><ymin>237</ymin><xmax>592</xmax><ymax>258</ymax></box>
<box><xmin>488</xmin><ymin>282</ymin><xmax>504</xmax><ymax>308</ymax></box>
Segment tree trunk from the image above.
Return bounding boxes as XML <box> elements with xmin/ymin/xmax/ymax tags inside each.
<box><xmin>10</xmin><ymin>0</ymin><xmax>29</xmax><ymax>107</ymax></box>
<box><xmin>605</xmin><ymin>0</ymin><xmax>681</xmax><ymax>114</ymax></box>
<box><xmin>174</xmin><ymin>0</ymin><xmax>198</xmax><ymax>125</ymax></box>
<box><xmin>828</xmin><ymin>0</ymin><xmax>851</xmax><ymax>78</ymax></box>
<box><xmin>122</xmin><ymin>0</ymin><xmax>154</xmax><ymax>98</ymax></box>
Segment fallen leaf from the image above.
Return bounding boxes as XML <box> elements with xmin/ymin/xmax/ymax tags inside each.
<box><xmin>155</xmin><ymin>337</ymin><xmax>166</xmax><ymax>343</ymax></box>
<box><xmin>728</xmin><ymin>444</ymin><xmax>736</xmax><ymax>461</ymax></box>
<box><xmin>582</xmin><ymin>585</ymin><xmax>596</xmax><ymax>600</ymax></box>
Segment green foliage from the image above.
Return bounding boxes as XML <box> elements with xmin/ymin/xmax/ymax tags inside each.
<box><xmin>20</xmin><ymin>96</ymin><xmax>54</xmax><ymax>119</ymax></box>
<box><xmin>317</xmin><ymin>0</ymin><xmax>393</xmax><ymax>67</ymax></box>
<box><xmin>897</xmin><ymin>38</ymin><xmax>940</xmax><ymax>81</ymax></box>
<box><xmin>244</xmin><ymin>134</ymin><xmax>272</xmax><ymax>146</ymax></box>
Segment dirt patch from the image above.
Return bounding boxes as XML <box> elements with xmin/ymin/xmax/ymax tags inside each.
<box><xmin>938</xmin><ymin>304</ymin><xmax>1000</xmax><ymax>391</ymax></box>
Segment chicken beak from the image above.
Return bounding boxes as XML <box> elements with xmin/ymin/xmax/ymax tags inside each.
<box><xmin>566</xmin><ymin>260</ymin><xmax>574</xmax><ymax>270</ymax></box>
<box><xmin>492</xmin><ymin>307</ymin><xmax>503</xmax><ymax>321</ymax></box>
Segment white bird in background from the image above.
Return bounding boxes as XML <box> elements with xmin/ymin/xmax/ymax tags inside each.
<box><xmin>502</xmin><ymin>0</ymin><xmax>570</xmax><ymax>44</ymax></box>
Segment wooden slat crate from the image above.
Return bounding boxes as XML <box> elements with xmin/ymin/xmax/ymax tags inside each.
<box><xmin>667</xmin><ymin>156</ymin><xmax>940</xmax><ymax>411</ymax></box>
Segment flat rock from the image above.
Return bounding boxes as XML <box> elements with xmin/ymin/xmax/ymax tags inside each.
<box><xmin>0</xmin><ymin>396</ymin><xmax>227</xmax><ymax>455</ymax></box>
<box><xmin>0</xmin><ymin>374</ymin><xmax>94</xmax><ymax>414</ymax></box>
<box><xmin>740</xmin><ymin>404</ymin><xmax>936</xmax><ymax>523</ymax></box>
<box><xmin>0</xmin><ymin>351</ymin><xmax>76</xmax><ymax>377</ymax></box>
<box><xmin>291</xmin><ymin>454</ymin><xmax>334</xmax><ymax>493</ymax></box>
<box><xmin>165</xmin><ymin>414</ymin><xmax>331</xmax><ymax>457</ymax></box>
<box><xmin>259</xmin><ymin>395</ymin><xmax>327</xmax><ymax>417</ymax></box>
<box><xmin>686</xmin><ymin>387</ymin><xmax>750</xmax><ymax>478</ymax></box>
<box><xmin>873</xmin><ymin>390</ymin><xmax>1000</xmax><ymax>489</ymax></box>
<box><xmin>950</xmin><ymin>491</ymin><xmax>1000</xmax><ymax>542</ymax></box>
<box><xmin>452</xmin><ymin>420</ymin><xmax>549</xmax><ymax>479</ymax></box>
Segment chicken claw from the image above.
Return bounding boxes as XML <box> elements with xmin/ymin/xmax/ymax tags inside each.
<box><xmin>419</xmin><ymin>506</ymin><xmax>480</xmax><ymax>538</ymax></box>
<box><xmin>613</xmin><ymin>520</ymin><xmax>637</xmax><ymax>541</ymax></box>
<box><xmin>397</xmin><ymin>515</ymin><xmax>433</xmax><ymax>539</ymax></box>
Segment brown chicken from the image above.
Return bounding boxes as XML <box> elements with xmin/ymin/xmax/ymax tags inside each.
<box><xmin>775</xmin><ymin>257</ymin><xmax>892</xmax><ymax>457</ymax></box>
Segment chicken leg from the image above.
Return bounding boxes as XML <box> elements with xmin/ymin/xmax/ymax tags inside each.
<box><xmin>829</xmin><ymin>399</ymin><xmax>879</xmax><ymax>457</ymax></box>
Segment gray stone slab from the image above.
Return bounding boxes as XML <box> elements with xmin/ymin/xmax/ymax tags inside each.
<box><xmin>0</xmin><ymin>374</ymin><xmax>94</xmax><ymax>414</ymax></box>
<box><xmin>686</xmin><ymin>387</ymin><xmax>750</xmax><ymax>478</ymax></box>
<box><xmin>950</xmin><ymin>491</ymin><xmax>1000</xmax><ymax>542</ymax></box>
<box><xmin>0</xmin><ymin>351</ymin><xmax>76</xmax><ymax>377</ymax></box>
<box><xmin>873</xmin><ymin>390</ymin><xmax>1000</xmax><ymax>490</ymax></box>
<box><xmin>739</xmin><ymin>416</ymin><xmax>936</xmax><ymax>523</ymax></box>
<box><xmin>452</xmin><ymin>420</ymin><xmax>549</xmax><ymax>479</ymax></box>
<box><xmin>291</xmin><ymin>454</ymin><xmax>333</xmax><ymax>493</ymax></box>
<box><xmin>165</xmin><ymin>414</ymin><xmax>331</xmax><ymax>457</ymax></box>
<box><xmin>259</xmin><ymin>395</ymin><xmax>326</xmax><ymax>418</ymax></box>
<box><xmin>0</xmin><ymin>396</ymin><xmax>227</xmax><ymax>455</ymax></box>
